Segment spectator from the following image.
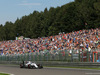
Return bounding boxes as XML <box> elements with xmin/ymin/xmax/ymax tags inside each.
<box><xmin>0</xmin><ymin>28</ymin><xmax>100</xmax><ymax>55</ymax></box>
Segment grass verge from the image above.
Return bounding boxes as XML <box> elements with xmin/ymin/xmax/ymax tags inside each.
<box><xmin>45</xmin><ymin>66</ymin><xmax>100</xmax><ymax>70</ymax></box>
<box><xmin>0</xmin><ymin>73</ymin><xmax>9</xmax><ymax>75</ymax></box>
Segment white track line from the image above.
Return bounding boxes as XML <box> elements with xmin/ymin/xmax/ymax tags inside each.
<box><xmin>85</xmin><ymin>73</ymin><xmax>100</xmax><ymax>75</ymax></box>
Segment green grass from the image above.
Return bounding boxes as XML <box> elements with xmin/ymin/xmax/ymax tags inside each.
<box><xmin>0</xmin><ymin>73</ymin><xmax>9</xmax><ymax>75</ymax></box>
<box><xmin>45</xmin><ymin>66</ymin><xmax>100</xmax><ymax>70</ymax></box>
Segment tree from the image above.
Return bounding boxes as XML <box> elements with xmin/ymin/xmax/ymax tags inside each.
<box><xmin>1</xmin><ymin>0</ymin><xmax>100</xmax><ymax>40</ymax></box>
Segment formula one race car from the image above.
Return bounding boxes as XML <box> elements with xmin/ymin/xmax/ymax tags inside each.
<box><xmin>20</xmin><ymin>61</ymin><xmax>43</xmax><ymax>69</ymax></box>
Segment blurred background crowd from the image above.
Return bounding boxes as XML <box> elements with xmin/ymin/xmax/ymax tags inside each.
<box><xmin>0</xmin><ymin>28</ymin><xmax>100</xmax><ymax>55</ymax></box>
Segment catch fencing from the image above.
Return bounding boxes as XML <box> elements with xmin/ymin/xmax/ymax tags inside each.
<box><xmin>0</xmin><ymin>49</ymin><xmax>100</xmax><ymax>62</ymax></box>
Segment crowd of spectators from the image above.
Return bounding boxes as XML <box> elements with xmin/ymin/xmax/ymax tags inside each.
<box><xmin>0</xmin><ymin>28</ymin><xmax>100</xmax><ymax>55</ymax></box>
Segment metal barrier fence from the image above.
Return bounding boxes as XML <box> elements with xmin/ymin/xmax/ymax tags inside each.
<box><xmin>0</xmin><ymin>49</ymin><xmax>100</xmax><ymax>62</ymax></box>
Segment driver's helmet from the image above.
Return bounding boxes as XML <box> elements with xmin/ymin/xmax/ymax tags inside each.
<box><xmin>28</xmin><ymin>61</ymin><xmax>32</xmax><ymax>64</ymax></box>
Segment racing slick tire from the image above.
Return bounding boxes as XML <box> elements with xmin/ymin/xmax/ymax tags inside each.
<box><xmin>20</xmin><ymin>64</ymin><xmax>24</xmax><ymax>68</ymax></box>
<box><xmin>28</xmin><ymin>64</ymin><xmax>32</xmax><ymax>69</ymax></box>
<box><xmin>37</xmin><ymin>64</ymin><xmax>43</xmax><ymax>69</ymax></box>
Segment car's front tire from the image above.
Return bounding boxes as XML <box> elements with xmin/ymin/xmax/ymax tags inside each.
<box><xmin>37</xmin><ymin>64</ymin><xmax>43</xmax><ymax>69</ymax></box>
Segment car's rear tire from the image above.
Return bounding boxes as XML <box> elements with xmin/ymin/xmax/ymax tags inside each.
<box><xmin>28</xmin><ymin>64</ymin><xmax>32</xmax><ymax>69</ymax></box>
<box><xmin>20</xmin><ymin>64</ymin><xmax>23</xmax><ymax>68</ymax></box>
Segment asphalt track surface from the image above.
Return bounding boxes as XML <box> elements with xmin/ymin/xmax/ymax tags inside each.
<box><xmin>0</xmin><ymin>65</ymin><xmax>100</xmax><ymax>75</ymax></box>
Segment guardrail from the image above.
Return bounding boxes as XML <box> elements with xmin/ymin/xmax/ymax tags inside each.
<box><xmin>0</xmin><ymin>61</ymin><xmax>100</xmax><ymax>68</ymax></box>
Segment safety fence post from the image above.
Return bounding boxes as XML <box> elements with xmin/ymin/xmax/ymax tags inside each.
<box><xmin>82</xmin><ymin>49</ymin><xmax>83</xmax><ymax>62</ymax></box>
<box><xmin>98</xmin><ymin>52</ymin><xmax>100</xmax><ymax>62</ymax></box>
<box><xmin>71</xmin><ymin>50</ymin><xmax>73</xmax><ymax>62</ymax></box>
<box><xmin>87</xmin><ymin>49</ymin><xmax>89</xmax><ymax>62</ymax></box>
<box><xmin>79</xmin><ymin>49</ymin><xmax>80</xmax><ymax>62</ymax></box>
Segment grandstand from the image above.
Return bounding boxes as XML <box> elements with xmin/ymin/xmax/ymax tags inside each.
<box><xmin>0</xmin><ymin>28</ymin><xmax>100</xmax><ymax>62</ymax></box>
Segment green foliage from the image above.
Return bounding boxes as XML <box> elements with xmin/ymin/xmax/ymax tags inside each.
<box><xmin>0</xmin><ymin>0</ymin><xmax>100</xmax><ymax>40</ymax></box>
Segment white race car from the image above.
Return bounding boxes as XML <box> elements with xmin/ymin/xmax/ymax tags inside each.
<box><xmin>20</xmin><ymin>61</ymin><xmax>43</xmax><ymax>69</ymax></box>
